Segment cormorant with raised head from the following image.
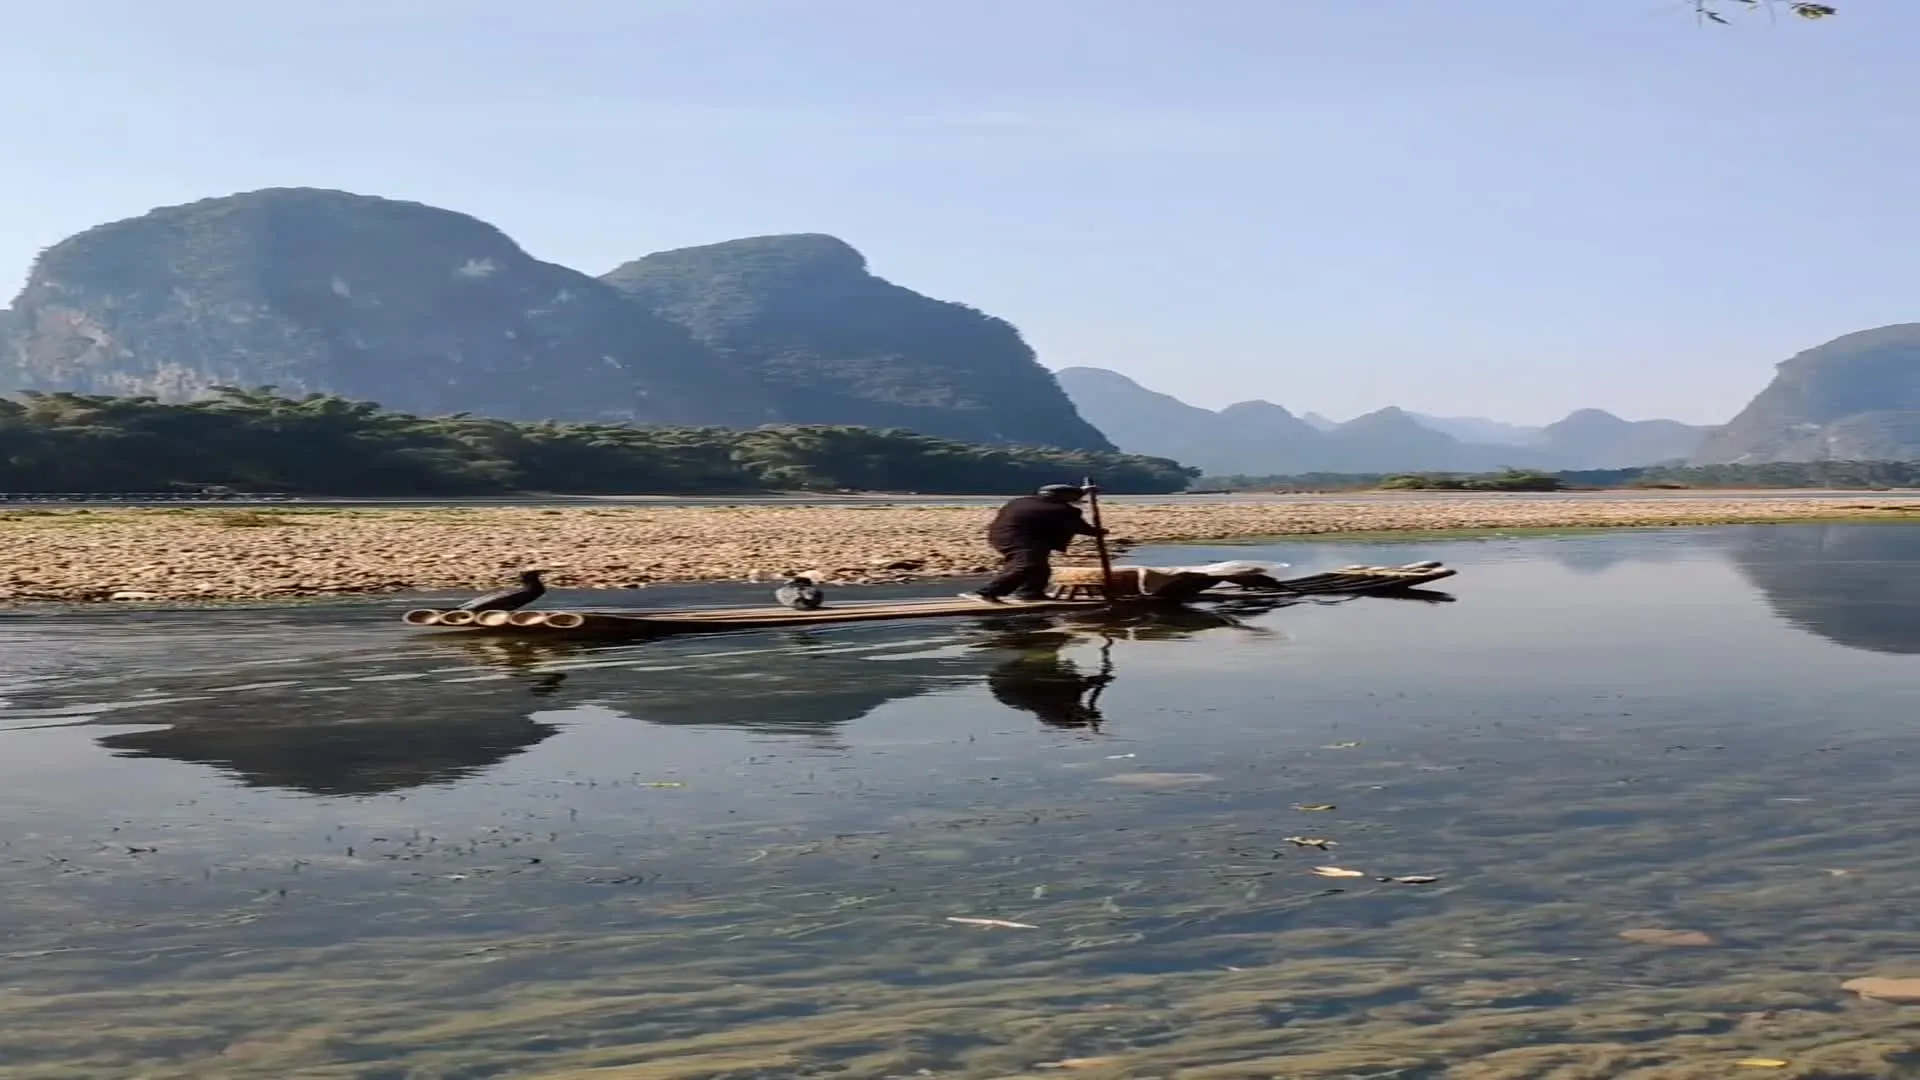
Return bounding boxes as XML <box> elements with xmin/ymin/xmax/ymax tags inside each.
<box><xmin>457</xmin><ymin>569</ymin><xmax>548</xmax><ymax>612</ymax></box>
<box><xmin>775</xmin><ymin>574</ymin><xmax>826</xmax><ymax>610</ymax></box>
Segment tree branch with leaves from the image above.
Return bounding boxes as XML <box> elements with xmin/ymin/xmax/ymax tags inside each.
<box><xmin>1693</xmin><ymin>0</ymin><xmax>1837</xmax><ymax>23</ymax></box>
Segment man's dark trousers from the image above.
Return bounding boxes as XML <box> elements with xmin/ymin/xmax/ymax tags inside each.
<box><xmin>978</xmin><ymin>547</ymin><xmax>1051</xmax><ymax>600</ymax></box>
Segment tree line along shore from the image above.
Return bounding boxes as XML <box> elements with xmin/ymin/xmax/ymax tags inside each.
<box><xmin>0</xmin><ymin>389</ymin><xmax>1197</xmax><ymax>497</ymax></box>
<box><xmin>6</xmin><ymin>389</ymin><xmax>1920</xmax><ymax>501</ymax></box>
<box><xmin>1</xmin><ymin>497</ymin><xmax>1914</xmax><ymax>604</ymax></box>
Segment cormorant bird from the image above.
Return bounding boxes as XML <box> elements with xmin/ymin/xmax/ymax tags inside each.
<box><xmin>774</xmin><ymin>574</ymin><xmax>826</xmax><ymax>610</ymax></box>
<box><xmin>457</xmin><ymin>569</ymin><xmax>548</xmax><ymax>612</ymax></box>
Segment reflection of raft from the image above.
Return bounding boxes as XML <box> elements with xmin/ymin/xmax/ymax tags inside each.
<box><xmin>401</xmin><ymin>562</ymin><xmax>1456</xmax><ymax>639</ymax></box>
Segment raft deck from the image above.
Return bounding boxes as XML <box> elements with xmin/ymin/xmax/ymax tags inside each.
<box><xmin>404</xmin><ymin>595</ymin><xmax>1109</xmax><ymax>636</ymax></box>
<box><xmin>402</xmin><ymin>562</ymin><xmax>1456</xmax><ymax>639</ymax></box>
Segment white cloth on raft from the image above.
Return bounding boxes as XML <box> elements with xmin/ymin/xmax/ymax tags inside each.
<box><xmin>1171</xmin><ymin>560</ymin><xmax>1290</xmax><ymax>576</ymax></box>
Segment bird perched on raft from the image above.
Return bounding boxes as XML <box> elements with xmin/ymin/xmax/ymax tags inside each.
<box><xmin>775</xmin><ymin>574</ymin><xmax>826</xmax><ymax>610</ymax></box>
<box><xmin>457</xmin><ymin>569</ymin><xmax>548</xmax><ymax>612</ymax></box>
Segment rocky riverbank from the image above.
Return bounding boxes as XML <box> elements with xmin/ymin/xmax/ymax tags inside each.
<box><xmin>1</xmin><ymin>495</ymin><xmax>1914</xmax><ymax>603</ymax></box>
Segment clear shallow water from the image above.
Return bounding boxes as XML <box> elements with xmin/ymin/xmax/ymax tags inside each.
<box><xmin>1</xmin><ymin>525</ymin><xmax>1918</xmax><ymax>1079</ymax></box>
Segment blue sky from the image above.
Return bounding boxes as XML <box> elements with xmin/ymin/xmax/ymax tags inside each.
<box><xmin>1</xmin><ymin>0</ymin><xmax>1911</xmax><ymax>425</ymax></box>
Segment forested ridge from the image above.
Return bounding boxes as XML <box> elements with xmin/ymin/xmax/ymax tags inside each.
<box><xmin>0</xmin><ymin>389</ymin><xmax>1196</xmax><ymax>495</ymax></box>
<box><xmin>1193</xmin><ymin>461</ymin><xmax>1920</xmax><ymax>492</ymax></box>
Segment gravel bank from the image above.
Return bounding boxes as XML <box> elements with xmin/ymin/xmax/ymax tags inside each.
<box><xmin>1</xmin><ymin>496</ymin><xmax>1914</xmax><ymax>603</ymax></box>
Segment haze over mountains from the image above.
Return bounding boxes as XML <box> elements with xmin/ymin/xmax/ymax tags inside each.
<box><xmin>1</xmin><ymin>187</ymin><xmax>1916</xmax><ymax>477</ymax></box>
<box><xmin>1055</xmin><ymin>367</ymin><xmax>1712</xmax><ymax>475</ymax></box>
<box><xmin>1063</xmin><ymin>321</ymin><xmax>1920</xmax><ymax>472</ymax></box>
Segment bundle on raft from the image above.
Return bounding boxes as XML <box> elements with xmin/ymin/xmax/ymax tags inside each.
<box><xmin>400</xmin><ymin>561</ymin><xmax>1455</xmax><ymax>639</ymax></box>
<box><xmin>1045</xmin><ymin>560</ymin><xmax>1455</xmax><ymax>601</ymax></box>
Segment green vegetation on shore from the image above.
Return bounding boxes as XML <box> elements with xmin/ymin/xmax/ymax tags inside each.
<box><xmin>0</xmin><ymin>388</ymin><xmax>1198</xmax><ymax>495</ymax></box>
<box><xmin>1376</xmin><ymin>469</ymin><xmax>1565</xmax><ymax>492</ymax></box>
<box><xmin>1615</xmin><ymin>460</ymin><xmax>1920</xmax><ymax>489</ymax></box>
<box><xmin>1192</xmin><ymin>469</ymin><xmax>1566</xmax><ymax>492</ymax></box>
<box><xmin>1193</xmin><ymin>460</ymin><xmax>1920</xmax><ymax>493</ymax></box>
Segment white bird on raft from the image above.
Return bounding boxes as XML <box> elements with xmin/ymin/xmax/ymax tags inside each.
<box><xmin>774</xmin><ymin>573</ymin><xmax>826</xmax><ymax>610</ymax></box>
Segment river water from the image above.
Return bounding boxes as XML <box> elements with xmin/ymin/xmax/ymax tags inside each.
<box><xmin>1</xmin><ymin>524</ymin><xmax>1917</xmax><ymax>1079</ymax></box>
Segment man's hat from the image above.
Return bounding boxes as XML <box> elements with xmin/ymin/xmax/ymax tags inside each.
<box><xmin>1037</xmin><ymin>484</ymin><xmax>1087</xmax><ymax>498</ymax></box>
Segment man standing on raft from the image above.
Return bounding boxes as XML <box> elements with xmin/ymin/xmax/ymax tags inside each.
<box><xmin>960</xmin><ymin>484</ymin><xmax>1108</xmax><ymax>604</ymax></box>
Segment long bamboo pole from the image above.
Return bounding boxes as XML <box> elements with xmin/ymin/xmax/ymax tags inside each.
<box><xmin>1081</xmin><ymin>476</ymin><xmax>1115</xmax><ymax>600</ymax></box>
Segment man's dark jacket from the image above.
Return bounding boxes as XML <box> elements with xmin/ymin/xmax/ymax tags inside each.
<box><xmin>988</xmin><ymin>495</ymin><xmax>1099</xmax><ymax>553</ymax></box>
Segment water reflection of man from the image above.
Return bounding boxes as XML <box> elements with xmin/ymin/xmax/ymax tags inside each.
<box><xmin>984</xmin><ymin>629</ymin><xmax>1113</xmax><ymax>729</ymax></box>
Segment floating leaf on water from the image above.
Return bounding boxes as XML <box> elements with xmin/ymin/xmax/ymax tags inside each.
<box><xmin>1735</xmin><ymin>1060</ymin><xmax>1790</xmax><ymax>1069</ymax></box>
<box><xmin>1840</xmin><ymin>976</ymin><xmax>1920</xmax><ymax>1003</ymax></box>
<box><xmin>1618</xmin><ymin>928</ymin><xmax>1715</xmax><ymax>947</ymax></box>
<box><xmin>946</xmin><ymin>916</ymin><xmax>1038</xmax><ymax>929</ymax></box>
<box><xmin>640</xmin><ymin>781</ymin><xmax>685</xmax><ymax>788</ymax></box>
<box><xmin>1098</xmin><ymin>772</ymin><xmax>1218</xmax><ymax>787</ymax></box>
<box><xmin>1284</xmin><ymin>836</ymin><xmax>1336</xmax><ymax>849</ymax></box>
<box><xmin>1293</xmin><ymin>803</ymin><xmax>1337</xmax><ymax>812</ymax></box>
<box><xmin>1312</xmin><ymin>866</ymin><xmax>1365</xmax><ymax>878</ymax></box>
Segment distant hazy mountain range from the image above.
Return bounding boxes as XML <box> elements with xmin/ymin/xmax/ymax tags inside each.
<box><xmin>1093</xmin><ymin>318</ymin><xmax>1920</xmax><ymax>472</ymax></box>
<box><xmin>1300</xmin><ymin>409</ymin><xmax>1541</xmax><ymax>446</ymax></box>
<box><xmin>1054</xmin><ymin>366</ymin><xmax>1712</xmax><ymax>475</ymax></box>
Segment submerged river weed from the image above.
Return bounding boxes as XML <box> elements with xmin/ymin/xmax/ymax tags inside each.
<box><xmin>1</xmin><ymin>525</ymin><xmax>1917</xmax><ymax>1078</ymax></box>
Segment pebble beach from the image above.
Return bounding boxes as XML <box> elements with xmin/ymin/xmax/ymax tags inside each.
<box><xmin>1</xmin><ymin>493</ymin><xmax>1915</xmax><ymax>603</ymax></box>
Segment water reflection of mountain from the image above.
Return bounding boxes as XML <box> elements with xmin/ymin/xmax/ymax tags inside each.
<box><xmin>1730</xmin><ymin>523</ymin><xmax>1920</xmax><ymax>654</ymax></box>
<box><xmin>1545</xmin><ymin>536</ymin><xmax>1689</xmax><ymax>575</ymax></box>
<box><xmin>440</xmin><ymin>633</ymin><xmax>993</xmax><ymax>736</ymax></box>
<box><xmin>52</xmin><ymin>592</ymin><xmax>1449</xmax><ymax>796</ymax></box>
<box><xmin>113</xmin><ymin>608</ymin><xmax>1280</xmax><ymax>790</ymax></box>
<box><xmin>86</xmin><ymin>640</ymin><xmax>571</xmax><ymax>795</ymax></box>
<box><xmin>98</xmin><ymin>715</ymin><xmax>560</xmax><ymax>797</ymax></box>
<box><xmin>448</xmin><ymin>604</ymin><xmax>1286</xmax><ymax>734</ymax></box>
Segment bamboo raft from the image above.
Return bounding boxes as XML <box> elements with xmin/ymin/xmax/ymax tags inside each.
<box><xmin>400</xmin><ymin>562</ymin><xmax>1456</xmax><ymax>639</ymax></box>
